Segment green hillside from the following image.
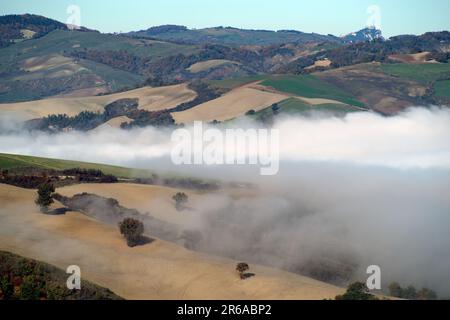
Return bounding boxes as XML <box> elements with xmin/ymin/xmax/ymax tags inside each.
<box><xmin>0</xmin><ymin>29</ymin><xmax>197</xmax><ymax>63</ymax></box>
<box><xmin>248</xmin><ymin>97</ymin><xmax>362</xmax><ymax>121</ymax></box>
<box><xmin>129</xmin><ymin>26</ymin><xmax>340</xmax><ymax>46</ymax></box>
<box><xmin>260</xmin><ymin>75</ymin><xmax>365</xmax><ymax>107</ymax></box>
<box><xmin>435</xmin><ymin>80</ymin><xmax>450</xmax><ymax>99</ymax></box>
<box><xmin>0</xmin><ymin>153</ymin><xmax>152</xmax><ymax>178</ymax></box>
<box><xmin>380</xmin><ymin>63</ymin><xmax>450</xmax><ymax>84</ymax></box>
<box><xmin>0</xmin><ymin>29</ymin><xmax>198</xmax><ymax>102</ymax></box>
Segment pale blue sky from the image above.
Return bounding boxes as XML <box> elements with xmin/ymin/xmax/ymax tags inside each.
<box><xmin>1</xmin><ymin>0</ymin><xmax>449</xmax><ymax>37</ymax></box>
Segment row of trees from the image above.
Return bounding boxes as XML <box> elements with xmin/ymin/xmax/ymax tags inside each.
<box><xmin>388</xmin><ymin>282</ymin><xmax>437</xmax><ymax>300</ymax></box>
<box><xmin>335</xmin><ymin>282</ymin><xmax>439</xmax><ymax>300</ymax></box>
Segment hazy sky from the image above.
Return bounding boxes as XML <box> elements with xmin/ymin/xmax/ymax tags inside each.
<box><xmin>1</xmin><ymin>0</ymin><xmax>449</xmax><ymax>37</ymax></box>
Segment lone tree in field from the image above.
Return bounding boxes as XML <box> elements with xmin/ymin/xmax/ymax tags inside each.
<box><xmin>335</xmin><ymin>282</ymin><xmax>378</xmax><ymax>300</ymax></box>
<box><xmin>35</xmin><ymin>182</ymin><xmax>55</xmax><ymax>213</ymax></box>
<box><xmin>236</xmin><ymin>263</ymin><xmax>250</xmax><ymax>280</ymax></box>
<box><xmin>118</xmin><ymin>218</ymin><xmax>145</xmax><ymax>247</ymax></box>
<box><xmin>172</xmin><ymin>192</ymin><xmax>188</xmax><ymax>211</ymax></box>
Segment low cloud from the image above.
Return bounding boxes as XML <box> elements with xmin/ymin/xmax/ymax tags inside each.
<box><xmin>1</xmin><ymin>107</ymin><xmax>450</xmax><ymax>295</ymax></box>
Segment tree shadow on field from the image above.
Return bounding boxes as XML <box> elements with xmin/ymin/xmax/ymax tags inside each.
<box><xmin>128</xmin><ymin>236</ymin><xmax>156</xmax><ymax>247</ymax></box>
<box><xmin>240</xmin><ymin>273</ymin><xmax>256</xmax><ymax>280</ymax></box>
<box><xmin>44</xmin><ymin>207</ymin><xmax>70</xmax><ymax>216</ymax></box>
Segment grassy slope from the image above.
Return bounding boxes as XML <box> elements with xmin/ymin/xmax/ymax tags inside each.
<box><xmin>250</xmin><ymin>98</ymin><xmax>361</xmax><ymax>121</ymax></box>
<box><xmin>0</xmin><ymin>30</ymin><xmax>197</xmax><ymax>102</ymax></box>
<box><xmin>380</xmin><ymin>63</ymin><xmax>450</xmax><ymax>84</ymax></box>
<box><xmin>278</xmin><ymin>98</ymin><xmax>361</xmax><ymax>114</ymax></box>
<box><xmin>434</xmin><ymin>80</ymin><xmax>450</xmax><ymax>99</ymax></box>
<box><xmin>260</xmin><ymin>75</ymin><xmax>365</xmax><ymax>107</ymax></box>
<box><xmin>0</xmin><ymin>30</ymin><xmax>197</xmax><ymax>63</ymax></box>
<box><xmin>0</xmin><ymin>153</ymin><xmax>151</xmax><ymax>179</ymax></box>
<box><xmin>131</xmin><ymin>28</ymin><xmax>336</xmax><ymax>46</ymax></box>
<box><xmin>207</xmin><ymin>75</ymin><xmax>269</xmax><ymax>90</ymax></box>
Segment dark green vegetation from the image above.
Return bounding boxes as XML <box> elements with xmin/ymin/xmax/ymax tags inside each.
<box><xmin>0</xmin><ymin>251</ymin><xmax>122</xmax><ymax>300</ymax></box>
<box><xmin>435</xmin><ymin>80</ymin><xmax>450</xmax><ymax>99</ymax></box>
<box><xmin>0</xmin><ymin>14</ymin><xmax>70</xmax><ymax>48</ymax></box>
<box><xmin>335</xmin><ymin>282</ymin><xmax>379</xmax><ymax>300</ymax></box>
<box><xmin>1</xmin><ymin>167</ymin><xmax>118</xmax><ymax>190</ymax></box>
<box><xmin>128</xmin><ymin>25</ymin><xmax>343</xmax><ymax>46</ymax></box>
<box><xmin>249</xmin><ymin>98</ymin><xmax>362</xmax><ymax>123</ymax></box>
<box><xmin>281</xmin><ymin>31</ymin><xmax>450</xmax><ymax>73</ymax></box>
<box><xmin>173</xmin><ymin>192</ymin><xmax>189</xmax><ymax>211</ymax></box>
<box><xmin>388</xmin><ymin>282</ymin><xmax>437</xmax><ymax>300</ymax></box>
<box><xmin>118</xmin><ymin>218</ymin><xmax>146</xmax><ymax>247</ymax></box>
<box><xmin>27</xmin><ymin>98</ymin><xmax>168</xmax><ymax>132</ymax></box>
<box><xmin>380</xmin><ymin>63</ymin><xmax>450</xmax><ymax>84</ymax></box>
<box><xmin>35</xmin><ymin>182</ymin><xmax>55</xmax><ymax>212</ymax></box>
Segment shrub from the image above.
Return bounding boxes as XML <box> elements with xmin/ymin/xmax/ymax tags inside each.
<box><xmin>236</xmin><ymin>263</ymin><xmax>250</xmax><ymax>280</ymax></box>
<box><xmin>35</xmin><ymin>182</ymin><xmax>55</xmax><ymax>213</ymax></box>
<box><xmin>388</xmin><ymin>282</ymin><xmax>437</xmax><ymax>300</ymax></box>
<box><xmin>335</xmin><ymin>282</ymin><xmax>378</xmax><ymax>300</ymax></box>
<box><xmin>172</xmin><ymin>192</ymin><xmax>188</xmax><ymax>211</ymax></box>
<box><xmin>118</xmin><ymin>218</ymin><xmax>145</xmax><ymax>247</ymax></box>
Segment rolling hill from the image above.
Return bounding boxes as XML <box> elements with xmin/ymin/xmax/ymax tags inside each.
<box><xmin>0</xmin><ymin>152</ymin><xmax>348</xmax><ymax>300</ymax></box>
<box><xmin>0</xmin><ymin>26</ymin><xmax>200</xmax><ymax>102</ymax></box>
<box><xmin>0</xmin><ymin>153</ymin><xmax>152</xmax><ymax>178</ymax></box>
<box><xmin>0</xmin><ymin>13</ymin><xmax>449</xmax><ymax>120</ymax></box>
<box><xmin>127</xmin><ymin>25</ymin><xmax>344</xmax><ymax>46</ymax></box>
<box><xmin>0</xmin><ymin>83</ymin><xmax>196</xmax><ymax>120</ymax></box>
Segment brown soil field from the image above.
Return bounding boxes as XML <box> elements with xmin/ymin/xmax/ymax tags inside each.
<box><xmin>0</xmin><ymin>84</ymin><xmax>196</xmax><ymax>120</ymax></box>
<box><xmin>0</xmin><ymin>183</ymin><xmax>344</xmax><ymax>299</ymax></box>
<box><xmin>172</xmin><ymin>86</ymin><xmax>288</xmax><ymax>124</ymax></box>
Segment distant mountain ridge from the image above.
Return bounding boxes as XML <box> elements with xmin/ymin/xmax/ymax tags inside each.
<box><xmin>0</xmin><ymin>14</ymin><xmax>95</xmax><ymax>48</ymax></box>
<box><xmin>341</xmin><ymin>27</ymin><xmax>384</xmax><ymax>43</ymax></box>
<box><xmin>127</xmin><ymin>25</ymin><xmax>376</xmax><ymax>46</ymax></box>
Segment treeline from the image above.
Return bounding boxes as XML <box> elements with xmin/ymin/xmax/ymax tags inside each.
<box><xmin>388</xmin><ymin>282</ymin><xmax>438</xmax><ymax>300</ymax></box>
<box><xmin>26</xmin><ymin>98</ymin><xmax>139</xmax><ymax>132</ymax></box>
<box><xmin>279</xmin><ymin>31</ymin><xmax>450</xmax><ymax>74</ymax></box>
<box><xmin>68</xmin><ymin>43</ymin><xmax>301</xmax><ymax>84</ymax></box>
<box><xmin>0</xmin><ymin>14</ymin><xmax>68</xmax><ymax>47</ymax></box>
<box><xmin>27</xmin><ymin>80</ymin><xmax>224</xmax><ymax>131</ymax></box>
<box><xmin>0</xmin><ymin>251</ymin><xmax>122</xmax><ymax>300</ymax></box>
<box><xmin>135</xmin><ymin>175</ymin><xmax>221</xmax><ymax>191</ymax></box>
<box><xmin>169</xmin><ymin>81</ymin><xmax>224</xmax><ymax>113</ymax></box>
<box><xmin>121</xmin><ymin>110</ymin><xmax>175</xmax><ymax>129</ymax></box>
<box><xmin>0</xmin><ymin>168</ymin><xmax>118</xmax><ymax>189</ymax></box>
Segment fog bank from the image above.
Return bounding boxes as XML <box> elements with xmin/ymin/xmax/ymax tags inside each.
<box><xmin>1</xmin><ymin>107</ymin><xmax>450</xmax><ymax>295</ymax></box>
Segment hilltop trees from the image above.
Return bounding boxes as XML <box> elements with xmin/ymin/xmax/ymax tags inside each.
<box><xmin>118</xmin><ymin>218</ymin><xmax>145</xmax><ymax>247</ymax></box>
<box><xmin>173</xmin><ymin>192</ymin><xmax>188</xmax><ymax>211</ymax></box>
<box><xmin>335</xmin><ymin>282</ymin><xmax>378</xmax><ymax>300</ymax></box>
<box><xmin>388</xmin><ymin>282</ymin><xmax>437</xmax><ymax>300</ymax></box>
<box><xmin>35</xmin><ymin>182</ymin><xmax>55</xmax><ymax>213</ymax></box>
